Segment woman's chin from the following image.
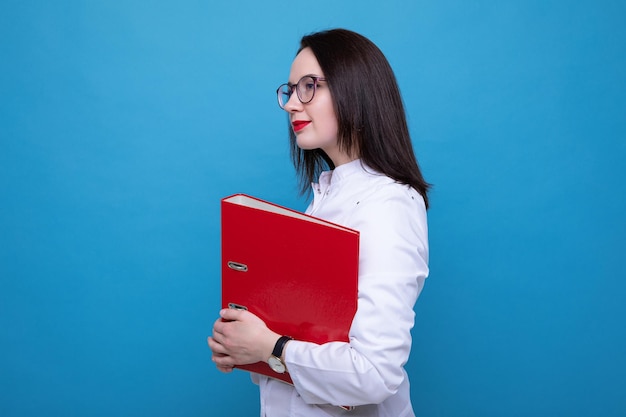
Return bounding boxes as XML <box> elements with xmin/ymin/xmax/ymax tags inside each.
<box><xmin>295</xmin><ymin>138</ymin><xmax>316</xmax><ymax>150</ymax></box>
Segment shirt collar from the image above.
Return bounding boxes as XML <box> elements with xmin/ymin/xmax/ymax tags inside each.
<box><xmin>319</xmin><ymin>159</ymin><xmax>365</xmax><ymax>186</ymax></box>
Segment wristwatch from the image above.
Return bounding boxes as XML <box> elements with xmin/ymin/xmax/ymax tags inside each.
<box><xmin>268</xmin><ymin>335</ymin><xmax>293</xmax><ymax>374</ymax></box>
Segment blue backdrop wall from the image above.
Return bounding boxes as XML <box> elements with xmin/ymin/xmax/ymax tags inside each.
<box><xmin>1</xmin><ymin>1</ymin><xmax>624</xmax><ymax>416</ymax></box>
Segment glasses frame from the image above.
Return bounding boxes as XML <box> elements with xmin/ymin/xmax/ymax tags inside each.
<box><xmin>276</xmin><ymin>75</ymin><xmax>327</xmax><ymax>109</ymax></box>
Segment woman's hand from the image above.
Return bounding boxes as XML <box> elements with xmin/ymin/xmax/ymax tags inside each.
<box><xmin>207</xmin><ymin>308</ymin><xmax>280</xmax><ymax>373</ymax></box>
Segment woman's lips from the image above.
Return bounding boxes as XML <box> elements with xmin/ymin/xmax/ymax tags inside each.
<box><xmin>292</xmin><ymin>120</ymin><xmax>311</xmax><ymax>132</ymax></box>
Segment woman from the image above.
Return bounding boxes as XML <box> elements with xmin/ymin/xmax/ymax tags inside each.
<box><xmin>208</xmin><ymin>28</ymin><xmax>430</xmax><ymax>417</ymax></box>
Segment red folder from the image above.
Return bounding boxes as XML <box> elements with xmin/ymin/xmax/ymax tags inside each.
<box><xmin>221</xmin><ymin>194</ymin><xmax>359</xmax><ymax>384</ymax></box>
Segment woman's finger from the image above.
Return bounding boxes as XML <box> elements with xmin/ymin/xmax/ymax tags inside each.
<box><xmin>213</xmin><ymin>351</ymin><xmax>234</xmax><ymax>367</ymax></box>
<box><xmin>216</xmin><ymin>364</ymin><xmax>234</xmax><ymax>373</ymax></box>
<box><xmin>212</xmin><ymin>316</ymin><xmax>227</xmax><ymax>335</ymax></box>
<box><xmin>207</xmin><ymin>336</ymin><xmax>226</xmax><ymax>354</ymax></box>
<box><xmin>219</xmin><ymin>307</ymin><xmax>244</xmax><ymax>322</ymax></box>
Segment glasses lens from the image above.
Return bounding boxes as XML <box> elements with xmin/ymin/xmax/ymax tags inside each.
<box><xmin>277</xmin><ymin>84</ymin><xmax>292</xmax><ymax>108</ymax></box>
<box><xmin>297</xmin><ymin>76</ymin><xmax>316</xmax><ymax>104</ymax></box>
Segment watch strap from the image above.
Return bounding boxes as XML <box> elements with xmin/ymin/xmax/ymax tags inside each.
<box><xmin>271</xmin><ymin>335</ymin><xmax>293</xmax><ymax>358</ymax></box>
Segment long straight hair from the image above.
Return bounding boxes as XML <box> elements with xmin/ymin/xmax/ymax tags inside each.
<box><xmin>288</xmin><ymin>28</ymin><xmax>430</xmax><ymax>208</ymax></box>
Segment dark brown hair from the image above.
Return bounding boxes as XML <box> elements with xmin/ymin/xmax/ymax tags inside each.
<box><xmin>288</xmin><ymin>28</ymin><xmax>430</xmax><ymax>208</ymax></box>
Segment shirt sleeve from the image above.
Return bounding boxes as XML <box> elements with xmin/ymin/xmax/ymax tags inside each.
<box><xmin>284</xmin><ymin>186</ymin><xmax>429</xmax><ymax>407</ymax></box>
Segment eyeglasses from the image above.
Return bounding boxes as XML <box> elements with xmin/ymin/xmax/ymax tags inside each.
<box><xmin>276</xmin><ymin>75</ymin><xmax>327</xmax><ymax>109</ymax></box>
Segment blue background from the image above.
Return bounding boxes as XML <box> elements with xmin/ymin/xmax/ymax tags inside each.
<box><xmin>1</xmin><ymin>1</ymin><xmax>624</xmax><ymax>416</ymax></box>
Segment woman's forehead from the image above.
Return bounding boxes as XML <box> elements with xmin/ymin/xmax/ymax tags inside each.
<box><xmin>289</xmin><ymin>48</ymin><xmax>323</xmax><ymax>83</ymax></box>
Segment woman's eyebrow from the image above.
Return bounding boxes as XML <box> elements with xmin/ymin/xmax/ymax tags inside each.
<box><xmin>288</xmin><ymin>73</ymin><xmax>323</xmax><ymax>85</ymax></box>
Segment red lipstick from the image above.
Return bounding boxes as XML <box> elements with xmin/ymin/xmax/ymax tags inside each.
<box><xmin>292</xmin><ymin>120</ymin><xmax>311</xmax><ymax>132</ymax></box>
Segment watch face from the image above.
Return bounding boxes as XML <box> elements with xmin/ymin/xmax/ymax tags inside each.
<box><xmin>268</xmin><ymin>356</ymin><xmax>286</xmax><ymax>374</ymax></box>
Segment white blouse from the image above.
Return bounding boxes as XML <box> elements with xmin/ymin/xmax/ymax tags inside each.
<box><xmin>256</xmin><ymin>159</ymin><xmax>429</xmax><ymax>417</ymax></box>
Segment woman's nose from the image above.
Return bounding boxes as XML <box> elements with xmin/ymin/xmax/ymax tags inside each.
<box><xmin>283</xmin><ymin>92</ymin><xmax>302</xmax><ymax>113</ymax></box>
